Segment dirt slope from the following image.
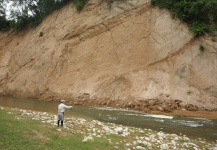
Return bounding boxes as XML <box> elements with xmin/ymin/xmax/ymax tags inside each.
<box><xmin>0</xmin><ymin>0</ymin><xmax>217</xmax><ymax>110</ymax></box>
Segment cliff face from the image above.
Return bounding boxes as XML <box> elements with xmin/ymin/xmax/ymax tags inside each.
<box><xmin>0</xmin><ymin>0</ymin><xmax>217</xmax><ymax>109</ymax></box>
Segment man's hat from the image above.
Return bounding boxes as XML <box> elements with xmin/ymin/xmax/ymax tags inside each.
<box><xmin>61</xmin><ymin>100</ymin><xmax>65</xmax><ymax>103</ymax></box>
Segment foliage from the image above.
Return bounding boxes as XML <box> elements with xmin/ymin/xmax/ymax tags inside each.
<box><xmin>0</xmin><ymin>0</ymin><xmax>10</xmax><ymax>31</ymax></box>
<box><xmin>39</xmin><ymin>31</ymin><xmax>43</xmax><ymax>37</ymax></box>
<box><xmin>73</xmin><ymin>0</ymin><xmax>88</xmax><ymax>11</ymax></box>
<box><xmin>190</xmin><ymin>22</ymin><xmax>209</xmax><ymax>37</ymax></box>
<box><xmin>0</xmin><ymin>14</ymin><xmax>10</xmax><ymax>31</ymax></box>
<box><xmin>151</xmin><ymin>0</ymin><xmax>217</xmax><ymax>37</ymax></box>
<box><xmin>0</xmin><ymin>0</ymin><xmax>89</xmax><ymax>31</ymax></box>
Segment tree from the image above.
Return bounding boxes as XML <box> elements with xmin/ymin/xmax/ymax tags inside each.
<box><xmin>0</xmin><ymin>0</ymin><xmax>89</xmax><ymax>31</ymax></box>
<box><xmin>151</xmin><ymin>0</ymin><xmax>217</xmax><ymax>36</ymax></box>
<box><xmin>0</xmin><ymin>0</ymin><xmax>10</xmax><ymax>31</ymax></box>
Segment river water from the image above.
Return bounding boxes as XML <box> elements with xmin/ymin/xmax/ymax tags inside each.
<box><xmin>0</xmin><ymin>96</ymin><xmax>217</xmax><ymax>142</ymax></box>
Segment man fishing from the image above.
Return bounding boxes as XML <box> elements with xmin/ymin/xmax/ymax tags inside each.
<box><xmin>57</xmin><ymin>99</ymin><xmax>72</xmax><ymax>127</ymax></box>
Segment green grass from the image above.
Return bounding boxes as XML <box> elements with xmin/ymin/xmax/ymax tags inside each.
<box><xmin>1</xmin><ymin>107</ymin><xmax>216</xmax><ymax>150</ymax></box>
<box><xmin>0</xmin><ymin>109</ymin><xmax>121</xmax><ymax>150</ymax></box>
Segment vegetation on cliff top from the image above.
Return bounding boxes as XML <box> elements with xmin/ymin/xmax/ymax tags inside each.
<box><xmin>151</xmin><ymin>0</ymin><xmax>217</xmax><ymax>37</ymax></box>
<box><xmin>0</xmin><ymin>0</ymin><xmax>88</xmax><ymax>31</ymax></box>
<box><xmin>0</xmin><ymin>0</ymin><xmax>217</xmax><ymax>37</ymax></box>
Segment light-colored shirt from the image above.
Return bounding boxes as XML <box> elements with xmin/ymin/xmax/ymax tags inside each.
<box><xmin>58</xmin><ymin>103</ymin><xmax>72</xmax><ymax>113</ymax></box>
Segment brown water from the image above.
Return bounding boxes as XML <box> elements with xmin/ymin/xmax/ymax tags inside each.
<box><xmin>0</xmin><ymin>96</ymin><xmax>217</xmax><ymax>142</ymax></box>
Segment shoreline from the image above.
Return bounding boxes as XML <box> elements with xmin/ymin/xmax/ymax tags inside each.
<box><xmin>59</xmin><ymin>98</ymin><xmax>217</xmax><ymax>120</ymax></box>
<box><xmin>74</xmin><ymin>103</ymin><xmax>217</xmax><ymax>120</ymax></box>
<box><xmin>1</xmin><ymin>106</ymin><xmax>217</xmax><ymax>149</ymax></box>
<box><xmin>1</xmin><ymin>95</ymin><xmax>217</xmax><ymax>120</ymax></box>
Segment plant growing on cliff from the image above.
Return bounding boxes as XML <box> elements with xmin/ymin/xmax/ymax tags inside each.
<box><xmin>187</xmin><ymin>90</ymin><xmax>192</xmax><ymax>95</ymax></box>
<box><xmin>39</xmin><ymin>31</ymin><xmax>43</xmax><ymax>37</ymax></box>
<box><xmin>151</xmin><ymin>0</ymin><xmax>217</xmax><ymax>37</ymax></box>
<box><xmin>73</xmin><ymin>0</ymin><xmax>88</xmax><ymax>11</ymax></box>
<box><xmin>199</xmin><ymin>44</ymin><xmax>205</xmax><ymax>53</ymax></box>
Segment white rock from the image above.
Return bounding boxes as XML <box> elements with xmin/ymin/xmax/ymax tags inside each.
<box><xmin>188</xmin><ymin>143</ymin><xmax>198</xmax><ymax>147</ymax></box>
<box><xmin>174</xmin><ymin>137</ymin><xmax>179</xmax><ymax>141</ymax></box>
<box><xmin>126</xmin><ymin>143</ymin><xmax>131</xmax><ymax>147</ymax></box>
<box><xmin>82</xmin><ymin>136</ymin><xmax>94</xmax><ymax>142</ymax></box>
<box><xmin>136</xmin><ymin>146</ymin><xmax>146</xmax><ymax>150</ymax></box>
<box><xmin>160</xmin><ymin>144</ymin><xmax>169</xmax><ymax>150</ymax></box>
<box><xmin>183</xmin><ymin>136</ymin><xmax>190</xmax><ymax>141</ymax></box>
<box><xmin>193</xmin><ymin>147</ymin><xmax>198</xmax><ymax>150</ymax></box>
<box><xmin>149</xmin><ymin>134</ymin><xmax>155</xmax><ymax>140</ymax></box>
<box><xmin>142</xmin><ymin>141</ymin><xmax>152</xmax><ymax>148</ymax></box>
<box><xmin>97</xmin><ymin>122</ymin><xmax>103</xmax><ymax>126</ymax></box>
<box><xmin>132</xmin><ymin>141</ymin><xmax>137</xmax><ymax>145</ymax></box>
<box><xmin>145</xmin><ymin>137</ymin><xmax>150</xmax><ymax>141</ymax></box>
<box><xmin>114</xmin><ymin>127</ymin><xmax>123</xmax><ymax>133</ymax></box>
<box><xmin>171</xmin><ymin>140</ymin><xmax>176</xmax><ymax>147</ymax></box>
<box><xmin>183</xmin><ymin>142</ymin><xmax>189</xmax><ymax>147</ymax></box>
<box><xmin>56</xmin><ymin>128</ymin><xmax>61</xmax><ymax>132</ymax></box>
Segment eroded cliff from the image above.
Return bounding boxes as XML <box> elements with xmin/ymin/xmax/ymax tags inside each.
<box><xmin>0</xmin><ymin>0</ymin><xmax>217</xmax><ymax>110</ymax></box>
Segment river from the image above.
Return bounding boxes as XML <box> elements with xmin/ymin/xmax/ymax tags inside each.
<box><xmin>0</xmin><ymin>96</ymin><xmax>216</xmax><ymax>142</ymax></box>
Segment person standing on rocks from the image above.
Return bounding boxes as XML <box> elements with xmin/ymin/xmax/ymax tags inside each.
<box><xmin>57</xmin><ymin>100</ymin><xmax>72</xmax><ymax>127</ymax></box>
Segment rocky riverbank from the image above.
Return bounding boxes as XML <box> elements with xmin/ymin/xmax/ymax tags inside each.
<box><xmin>49</xmin><ymin>97</ymin><xmax>217</xmax><ymax>120</ymax></box>
<box><xmin>1</xmin><ymin>106</ymin><xmax>217</xmax><ymax>150</ymax></box>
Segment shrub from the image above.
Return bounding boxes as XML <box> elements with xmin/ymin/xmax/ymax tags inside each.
<box><xmin>73</xmin><ymin>0</ymin><xmax>88</xmax><ymax>11</ymax></box>
<box><xmin>199</xmin><ymin>44</ymin><xmax>205</xmax><ymax>53</ymax></box>
<box><xmin>0</xmin><ymin>0</ymin><xmax>87</xmax><ymax>32</ymax></box>
<box><xmin>151</xmin><ymin>0</ymin><xmax>217</xmax><ymax>37</ymax></box>
<box><xmin>190</xmin><ymin>22</ymin><xmax>209</xmax><ymax>37</ymax></box>
<box><xmin>39</xmin><ymin>32</ymin><xmax>44</xmax><ymax>37</ymax></box>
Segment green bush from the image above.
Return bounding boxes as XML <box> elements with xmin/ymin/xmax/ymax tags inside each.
<box><xmin>0</xmin><ymin>16</ymin><xmax>10</xmax><ymax>31</ymax></box>
<box><xmin>39</xmin><ymin>31</ymin><xmax>44</xmax><ymax>37</ymax></box>
<box><xmin>0</xmin><ymin>5</ymin><xmax>10</xmax><ymax>31</ymax></box>
<box><xmin>73</xmin><ymin>0</ymin><xmax>88</xmax><ymax>11</ymax></box>
<box><xmin>0</xmin><ymin>0</ymin><xmax>89</xmax><ymax>32</ymax></box>
<box><xmin>151</xmin><ymin>0</ymin><xmax>217</xmax><ymax>37</ymax></box>
<box><xmin>190</xmin><ymin>22</ymin><xmax>209</xmax><ymax>37</ymax></box>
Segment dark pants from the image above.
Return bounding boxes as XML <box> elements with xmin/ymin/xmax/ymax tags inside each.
<box><xmin>57</xmin><ymin>112</ymin><xmax>64</xmax><ymax>127</ymax></box>
<box><xmin>57</xmin><ymin>120</ymin><xmax>63</xmax><ymax>126</ymax></box>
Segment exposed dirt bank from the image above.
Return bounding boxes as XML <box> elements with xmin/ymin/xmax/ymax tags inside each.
<box><xmin>171</xmin><ymin>110</ymin><xmax>217</xmax><ymax>120</ymax></box>
<box><xmin>0</xmin><ymin>0</ymin><xmax>217</xmax><ymax>110</ymax></box>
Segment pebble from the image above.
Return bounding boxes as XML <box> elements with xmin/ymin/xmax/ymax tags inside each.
<box><xmin>1</xmin><ymin>107</ymin><xmax>216</xmax><ymax>150</ymax></box>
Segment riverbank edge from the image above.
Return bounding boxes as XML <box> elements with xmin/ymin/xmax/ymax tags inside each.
<box><xmin>2</xmin><ymin>95</ymin><xmax>217</xmax><ymax>120</ymax></box>
<box><xmin>1</xmin><ymin>106</ymin><xmax>217</xmax><ymax>150</ymax></box>
<box><xmin>48</xmin><ymin>98</ymin><xmax>217</xmax><ymax>120</ymax></box>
